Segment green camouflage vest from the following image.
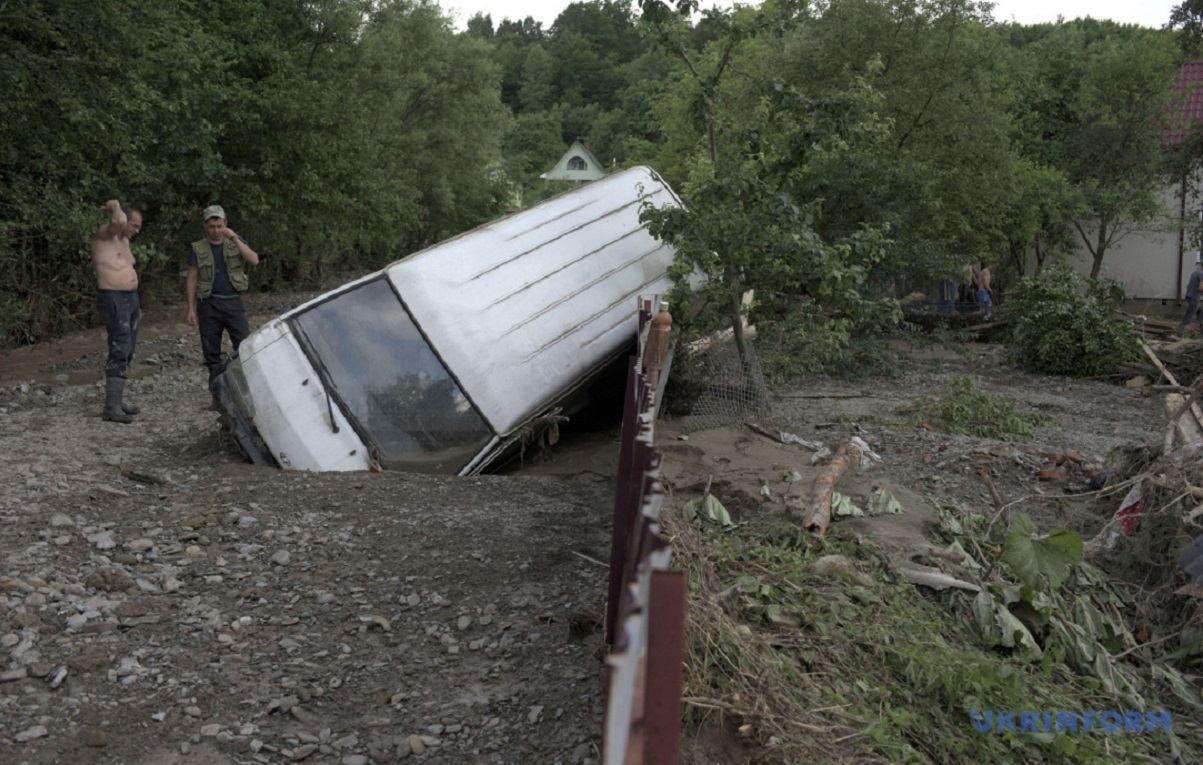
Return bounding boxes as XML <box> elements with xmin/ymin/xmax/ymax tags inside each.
<box><xmin>191</xmin><ymin>237</ymin><xmax>249</xmax><ymax>298</ymax></box>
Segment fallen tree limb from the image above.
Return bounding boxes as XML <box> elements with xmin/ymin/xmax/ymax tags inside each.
<box><xmin>800</xmin><ymin>441</ymin><xmax>864</xmax><ymax>535</ymax></box>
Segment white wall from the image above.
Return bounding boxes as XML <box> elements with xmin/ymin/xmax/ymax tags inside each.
<box><xmin>1066</xmin><ymin>183</ymin><xmax>1196</xmax><ymax>299</ymax></box>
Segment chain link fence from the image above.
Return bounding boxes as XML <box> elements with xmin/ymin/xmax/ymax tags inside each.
<box><xmin>669</xmin><ymin>332</ymin><xmax>771</xmax><ymax>432</ymax></box>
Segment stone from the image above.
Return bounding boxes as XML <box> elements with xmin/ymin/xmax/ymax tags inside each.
<box><xmin>15</xmin><ymin>725</ymin><xmax>48</xmax><ymax>742</ymax></box>
<box><xmin>85</xmin><ymin>568</ymin><xmax>133</xmax><ymax>592</ymax></box>
<box><xmin>293</xmin><ymin>743</ymin><xmax>318</xmax><ymax>760</ymax></box>
<box><xmin>408</xmin><ymin>735</ymin><xmax>426</xmax><ymax>755</ymax></box>
<box><xmin>49</xmin><ymin>513</ymin><xmax>75</xmax><ymax>527</ymax></box>
<box><xmin>68</xmin><ymin>648</ymin><xmax>111</xmax><ymax>672</ymax></box>
<box><xmin>200</xmin><ymin>724</ymin><xmax>221</xmax><ymax>737</ymax></box>
<box><xmin>341</xmin><ymin>756</ymin><xmax>368</xmax><ymax>765</ymax></box>
<box><xmin>456</xmin><ymin>615</ymin><xmax>472</xmax><ymax>631</ymax></box>
<box><xmin>271</xmin><ymin>550</ymin><xmax>291</xmax><ymax>566</ymax></box>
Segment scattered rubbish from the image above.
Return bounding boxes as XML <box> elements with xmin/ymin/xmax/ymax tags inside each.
<box><xmin>780</xmin><ymin>432</ymin><xmax>825</xmax><ymax>451</ymax></box>
<box><xmin>810</xmin><ymin>447</ymin><xmax>832</xmax><ymax>465</ymax></box>
<box><xmin>746</xmin><ymin>422</ymin><xmax>824</xmax><ymax>451</ymax></box>
<box><xmin>1085</xmin><ymin>482</ymin><xmax>1146</xmax><ymax>555</ymax></box>
<box><xmin>1179</xmin><ymin>536</ymin><xmax>1203</xmax><ymax>584</ymax></box>
<box><xmin>899</xmin><ymin>567</ymin><xmax>981</xmax><ymax>593</ymax></box>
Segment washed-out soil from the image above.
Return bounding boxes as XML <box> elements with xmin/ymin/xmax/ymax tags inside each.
<box><xmin>0</xmin><ymin>295</ymin><xmax>615</xmax><ymax>765</ymax></box>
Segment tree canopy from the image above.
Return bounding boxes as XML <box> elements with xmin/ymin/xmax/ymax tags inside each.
<box><xmin>0</xmin><ymin>0</ymin><xmax>1190</xmax><ymax>345</ymax></box>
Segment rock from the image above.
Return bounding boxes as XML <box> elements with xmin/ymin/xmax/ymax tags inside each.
<box><xmin>408</xmin><ymin>735</ymin><xmax>426</xmax><ymax>755</ymax></box>
<box><xmin>28</xmin><ymin>662</ymin><xmax>52</xmax><ymax>678</ymax></box>
<box><xmin>1</xmin><ymin>633</ymin><xmax>18</xmax><ymax>648</ymax></box>
<box><xmin>65</xmin><ymin>614</ymin><xmax>87</xmax><ymax>630</ymax></box>
<box><xmin>293</xmin><ymin>743</ymin><xmax>318</xmax><ymax>760</ymax></box>
<box><xmin>87</xmin><ymin>531</ymin><xmax>116</xmax><ymax>550</ymax></box>
<box><xmin>127</xmin><ymin>538</ymin><xmax>155</xmax><ymax>552</ymax></box>
<box><xmin>0</xmin><ymin>667</ymin><xmax>28</xmax><ymax>682</ymax></box>
<box><xmin>184</xmin><ymin>706</ymin><xmax>202</xmax><ymax>717</ymax></box>
<box><xmin>200</xmin><ymin>724</ymin><xmax>221</xmax><ymax>737</ymax></box>
<box><xmin>528</xmin><ymin>704</ymin><xmax>544</xmax><ymax>724</ymax></box>
<box><xmin>15</xmin><ymin>725</ymin><xmax>48</xmax><ymax>743</ymax></box>
<box><xmin>49</xmin><ymin>513</ymin><xmax>75</xmax><ymax>527</ymax></box>
<box><xmin>456</xmin><ymin>615</ymin><xmax>472</xmax><ymax>631</ymax></box>
<box><xmin>342</xmin><ymin>756</ymin><xmax>368</xmax><ymax>765</ymax></box>
<box><xmin>271</xmin><ymin>549</ymin><xmax>291</xmax><ymax>566</ymax></box>
<box><xmin>69</xmin><ymin>648</ymin><xmax>111</xmax><ymax>672</ymax></box>
<box><xmin>85</xmin><ymin>568</ymin><xmax>134</xmax><ymax>592</ymax></box>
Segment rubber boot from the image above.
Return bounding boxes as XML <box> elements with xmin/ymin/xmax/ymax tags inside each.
<box><xmin>102</xmin><ymin>377</ymin><xmax>135</xmax><ymax>423</ymax></box>
<box><xmin>122</xmin><ymin>381</ymin><xmax>140</xmax><ymax>415</ymax></box>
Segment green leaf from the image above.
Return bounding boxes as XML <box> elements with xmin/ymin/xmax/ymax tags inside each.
<box><xmin>683</xmin><ymin>494</ymin><xmax>735</xmax><ymax>528</ymax></box>
<box><xmin>1002</xmin><ymin>515</ymin><xmax>1083</xmax><ymax>591</ymax></box>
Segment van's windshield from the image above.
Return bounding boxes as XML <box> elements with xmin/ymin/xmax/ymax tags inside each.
<box><xmin>291</xmin><ymin>278</ymin><xmax>494</xmax><ymax>473</ymax></box>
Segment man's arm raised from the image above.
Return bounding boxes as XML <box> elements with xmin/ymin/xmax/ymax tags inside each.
<box><xmin>95</xmin><ymin>199</ymin><xmax>127</xmax><ymax>240</ymax></box>
<box><xmin>219</xmin><ymin>225</ymin><xmax>259</xmax><ymax>266</ymax></box>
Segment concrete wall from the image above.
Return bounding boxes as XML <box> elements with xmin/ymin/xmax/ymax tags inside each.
<box><xmin>1067</xmin><ymin>183</ymin><xmax>1198</xmax><ymax>299</ymax></box>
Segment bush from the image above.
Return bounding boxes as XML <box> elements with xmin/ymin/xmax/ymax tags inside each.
<box><xmin>915</xmin><ymin>375</ymin><xmax>1044</xmax><ymax>440</ymax></box>
<box><xmin>1004</xmin><ymin>264</ymin><xmax>1138</xmax><ymax>377</ymax></box>
<box><xmin>754</xmin><ymin>301</ymin><xmax>899</xmax><ymax>384</ymax></box>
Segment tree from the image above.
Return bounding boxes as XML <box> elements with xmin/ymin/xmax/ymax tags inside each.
<box><xmin>1010</xmin><ymin>22</ymin><xmax>1178</xmax><ymax>280</ymax></box>
<box><xmin>638</xmin><ymin>1</ymin><xmax>890</xmax><ymax>364</ymax></box>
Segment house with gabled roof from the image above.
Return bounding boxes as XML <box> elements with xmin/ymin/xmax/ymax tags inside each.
<box><xmin>540</xmin><ymin>139</ymin><xmax>605</xmax><ymax>182</ymax></box>
<box><xmin>1065</xmin><ymin>62</ymin><xmax>1203</xmax><ymax>303</ymax></box>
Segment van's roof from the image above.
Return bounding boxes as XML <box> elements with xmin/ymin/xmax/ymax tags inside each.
<box><xmin>385</xmin><ymin>165</ymin><xmax>680</xmax><ymax>434</ymax></box>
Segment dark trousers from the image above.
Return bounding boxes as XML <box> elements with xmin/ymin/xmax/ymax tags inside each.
<box><xmin>97</xmin><ymin>289</ymin><xmax>140</xmax><ymax>379</ymax></box>
<box><xmin>197</xmin><ymin>296</ymin><xmax>250</xmax><ymax>385</ymax></box>
<box><xmin>1182</xmin><ymin>299</ymin><xmax>1201</xmax><ymax>331</ymax></box>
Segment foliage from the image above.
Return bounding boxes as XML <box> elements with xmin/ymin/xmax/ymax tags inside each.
<box><xmin>1007</xmin><ymin>21</ymin><xmax>1179</xmax><ymax>280</ymax></box>
<box><xmin>914</xmin><ymin>376</ymin><xmax>1045</xmax><ymax>440</ymax></box>
<box><xmin>1</xmin><ymin>0</ymin><xmax>508</xmax><ymax>344</ymax></box>
<box><xmin>667</xmin><ymin>502</ymin><xmax>1203</xmax><ymax>764</ymax></box>
<box><xmin>1004</xmin><ymin>264</ymin><xmax>1139</xmax><ymax>377</ymax></box>
<box><xmin>754</xmin><ymin>302</ymin><xmax>900</xmax><ymax>384</ymax></box>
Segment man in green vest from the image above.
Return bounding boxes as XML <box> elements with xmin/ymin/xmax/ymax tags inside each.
<box><xmin>185</xmin><ymin>204</ymin><xmax>260</xmax><ymax>392</ymax></box>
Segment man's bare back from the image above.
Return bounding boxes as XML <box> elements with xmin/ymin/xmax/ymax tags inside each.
<box><xmin>92</xmin><ymin>200</ymin><xmax>142</xmax><ymax>292</ymax></box>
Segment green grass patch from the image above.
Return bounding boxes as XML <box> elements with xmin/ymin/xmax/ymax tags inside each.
<box><xmin>914</xmin><ymin>375</ymin><xmax>1044</xmax><ymax>440</ymax></box>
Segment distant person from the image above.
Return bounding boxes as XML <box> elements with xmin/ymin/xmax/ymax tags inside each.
<box><xmin>91</xmin><ymin>199</ymin><xmax>144</xmax><ymax>423</ymax></box>
<box><xmin>975</xmin><ymin>261</ymin><xmax>994</xmax><ymax>319</ymax></box>
<box><xmin>184</xmin><ymin>205</ymin><xmax>259</xmax><ymax>397</ymax></box>
<box><xmin>1181</xmin><ymin>255</ymin><xmax>1203</xmax><ymax>336</ymax></box>
<box><xmin>958</xmin><ymin>262</ymin><xmax>977</xmax><ymax>312</ymax></box>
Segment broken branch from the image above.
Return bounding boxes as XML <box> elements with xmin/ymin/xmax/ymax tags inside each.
<box><xmin>800</xmin><ymin>441</ymin><xmax>863</xmax><ymax>535</ymax></box>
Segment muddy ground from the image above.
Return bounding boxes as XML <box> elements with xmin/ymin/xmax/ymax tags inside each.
<box><xmin>0</xmin><ymin>297</ymin><xmax>616</xmax><ymax>765</ymax></box>
<box><xmin>661</xmin><ymin>340</ymin><xmax>1164</xmax><ymax>544</ymax></box>
<box><xmin>0</xmin><ymin>298</ymin><xmax>1170</xmax><ymax>765</ymax></box>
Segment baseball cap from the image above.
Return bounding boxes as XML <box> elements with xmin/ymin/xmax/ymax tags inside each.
<box><xmin>202</xmin><ymin>204</ymin><xmax>226</xmax><ymax>221</ymax></box>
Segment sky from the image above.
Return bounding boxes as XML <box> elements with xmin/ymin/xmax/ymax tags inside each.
<box><xmin>443</xmin><ymin>0</ymin><xmax>1177</xmax><ymax>31</ymax></box>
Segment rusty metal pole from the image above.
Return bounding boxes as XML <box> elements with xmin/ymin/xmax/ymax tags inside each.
<box><xmin>606</xmin><ymin>357</ymin><xmax>640</xmax><ymax>647</ymax></box>
<box><xmin>642</xmin><ymin>570</ymin><xmax>687</xmax><ymax>765</ymax></box>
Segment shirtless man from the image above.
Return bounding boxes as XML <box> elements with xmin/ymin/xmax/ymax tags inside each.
<box><xmin>91</xmin><ymin>199</ymin><xmax>144</xmax><ymax>423</ymax></box>
<box><xmin>976</xmin><ymin>261</ymin><xmax>994</xmax><ymax>319</ymax></box>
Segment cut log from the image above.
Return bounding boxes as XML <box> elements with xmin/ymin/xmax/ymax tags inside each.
<box><xmin>800</xmin><ymin>440</ymin><xmax>864</xmax><ymax>535</ymax></box>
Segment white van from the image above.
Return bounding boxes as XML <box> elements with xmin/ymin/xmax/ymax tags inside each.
<box><xmin>215</xmin><ymin>165</ymin><xmax>682</xmax><ymax>474</ymax></box>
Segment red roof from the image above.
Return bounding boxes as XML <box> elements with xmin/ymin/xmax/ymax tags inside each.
<box><xmin>1166</xmin><ymin>61</ymin><xmax>1203</xmax><ymax>145</ymax></box>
